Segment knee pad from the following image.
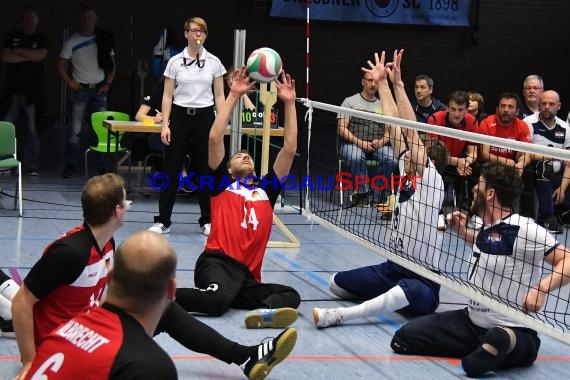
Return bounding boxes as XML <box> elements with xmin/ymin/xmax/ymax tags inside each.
<box><xmin>328</xmin><ymin>274</ymin><xmax>356</xmax><ymax>299</ymax></box>
<box><xmin>390</xmin><ymin>331</ymin><xmax>410</xmax><ymax>354</ymax></box>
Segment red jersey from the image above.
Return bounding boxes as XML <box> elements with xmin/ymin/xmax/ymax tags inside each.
<box><xmin>479</xmin><ymin>115</ymin><xmax>532</xmax><ymax>160</ymax></box>
<box><xmin>206</xmin><ymin>172</ymin><xmax>281</xmax><ymax>282</ymax></box>
<box><xmin>427</xmin><ymin>111</ymin><xmax>479</xmax><ymax>157</ymax></box>
<box><xmin>24</xmin><ymin>224</ymin><xmax>114</xmax><ymax>346</ymax></box>
<box><xmin>25</xmin><ymin>303</ymin><xmax>176</xmax><ymax>380</ymax></box>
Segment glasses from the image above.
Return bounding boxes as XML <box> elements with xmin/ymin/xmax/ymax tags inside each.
<box><xmin>524</xmin><ymin>87</ymin><xmax>543</xmax><ymax>91</ymax></box>
<box><xmin>186</xmin><ymin>28</ymin><xmax>206</xmax><ymax>34</ymax></box>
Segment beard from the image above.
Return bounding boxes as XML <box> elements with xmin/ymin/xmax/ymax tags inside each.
<box><xmin>470</xmin><ymin>190</ymin><xmax>485</xmax><ymax>217</ymax></box>
<box><xmin>233</xmin><ymin>165</ymin><xmax>255</xmax><ymax>180</ymax></box>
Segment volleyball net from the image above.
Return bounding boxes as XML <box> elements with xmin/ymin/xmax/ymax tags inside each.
<box><xmin>299</xmin><ymin>98</ymin><xmax>570</xmax><ymax>345</ymax></box>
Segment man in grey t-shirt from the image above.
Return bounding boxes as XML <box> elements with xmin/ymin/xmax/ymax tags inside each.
<box><xmin>337</xmin><ymin>71</ymin><xmax>397</xmax><ymax>206</ymax></box>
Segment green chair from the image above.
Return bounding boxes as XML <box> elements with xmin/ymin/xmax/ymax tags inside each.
<box><xmin>0</xmin><ymin>121</ymin><xmax>23</xmax><ymax>216</ymax></box>
<box><xmin>85</xmin><ymin>111</ymin><xmax>131</xmax><ymax>178</ymax></box>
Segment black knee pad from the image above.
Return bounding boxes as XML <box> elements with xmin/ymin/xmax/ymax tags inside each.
<box><xmin>390</xmin><ymin>330</ymin><xmax>410</xmax><ymax>354</ymax></box>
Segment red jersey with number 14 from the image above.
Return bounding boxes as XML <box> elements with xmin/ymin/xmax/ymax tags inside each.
<box><xmin>206</xmin><ymin>176</ymin><xmax>280</xmax><ymax>282</ymax></box>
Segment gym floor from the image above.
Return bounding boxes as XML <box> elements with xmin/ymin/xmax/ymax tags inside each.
<box><xmin>0</xmin><ymin>169</ymin><xmax>569</xmax><ymax>379</ymax></box>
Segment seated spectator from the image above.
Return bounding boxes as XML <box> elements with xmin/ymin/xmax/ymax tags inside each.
<box><xmin>410</xmin><ymin>74</ymin><xmax>446</xmax><ymax>124</ymax></box>
<box><xmin>337</xmin><ymin>71</ymin><xmax>397</xmax><ymax>206</ymax></box>
<box><xmin>467</xmin><ymin>91</ymin><xmax>488</xmax><ymax>123</ymax></box>
<box><xmin>479</xmin><ymin>92</ymin><xmax>533</xmax><ymax>218</ymax></box>
<box><xmin>427</xmin><ymin>90</ymin><xmax>479</xmax><ymax>229</ymax></box>
<box><xmin>479</xmin><ymin>92</ymin><xmax>532</xmax><ymax>170</ymax></box>
<box><xmin>522</xmin><ymin>90</ymin><xmax>570</xmax><ymax>234</ymax></box>
<box><xmin>518</xmin><ymin>75</ymin><xmax>544</xmax><ymax>119</ymax></box>
<box><xmin>135</xmin><ymin>80</ymin><xmax>165</xmax><ymax>158</ymax></box>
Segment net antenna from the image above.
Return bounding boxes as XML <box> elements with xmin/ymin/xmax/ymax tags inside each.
<box><xmin>302</xmin><ymin>98</ymin><xmax>570</xmax><ymax>345</ymax></box>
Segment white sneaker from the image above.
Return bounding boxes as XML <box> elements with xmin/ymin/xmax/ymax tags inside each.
<box><xmin>149</xmin><ymin>222</ymin><xmax>170</xmax><ymax>234</ymax></box>
<box><xmin>313</xmin><ymin>307</ymin><xmax>343</xmax><ymax>328</ymax></box>
<box><xmin>201</xmin><ymin>223</ymin><xmax>211</xmax><ymax>236</ymax></box>
<box><xmin>437</xmin><ymin>214</ymin><xmax>446</xmax><ymax>231</ymax></box>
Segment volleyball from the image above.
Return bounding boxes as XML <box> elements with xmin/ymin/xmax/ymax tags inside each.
<box><xmin>246</xmin><ymin>47</ymin><xmax>283</xmax><ymax>83</ymax></box>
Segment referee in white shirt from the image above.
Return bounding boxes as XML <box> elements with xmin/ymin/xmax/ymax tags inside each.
<box><xmin>149</xmin><ymin>17</ymin><xmax>225</xmax><ymax>236</ymax></box>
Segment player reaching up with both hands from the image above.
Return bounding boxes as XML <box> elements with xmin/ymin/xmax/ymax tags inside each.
<box><xmin>313</xmin><ymin>49</ymin><xmax>449</xmax><ymax>328</ymax></box>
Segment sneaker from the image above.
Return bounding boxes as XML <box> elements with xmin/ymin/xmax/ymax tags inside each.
<box><xmin>374</xmin><ymin>194</ymin><xmax>396</xmax><ymax>219</ymax></box>
<box><xmin>149</xmin><ymin>222</ymin><xmax>170</xmax><ymax>234</ymax></box>
<box><xmin>201</xmin><ymin>223</ymin><xmax>211</xmax><ymax>236</ymax></box>
<box><xmin>62</xmin><ymin>165</ymin><xmax>76</xmax><ymax>178</ymax></box>
<box><xmin>243</xmin><ymin>328</ymin><xmax>297</xmax><ymax>380</ymax></box>
<box><xmin>540</xmin><ymin>215</ymin><xmax>563</xmax><ymax>234</ymax></box>
<box><xmin>0</xmin><ymin>317</ymin><xmax>15</xmax><ymax>339</ymax></box>
<box><xmin>437</xmin><ymin>214</ymin><xmax>446</xmax><ymax>231</ymax></box>
<box><xmin>350</xmin><ymin>192</ymin><xmax>372</xmax><ymax>207</ymax></box>
<box><xmin>244</xmin><ymin>307</ymin><xmax>298</xmax><ymax>329</ymax></box>
<box><xmin>26</xmin><ymin>169</ymin><xmax>39</xmax><ymax>176</ymax></box>
<box><xmin>313</xmin><ymin>307</ymin><xmax>344</xmax><ymax>328</ymax></box>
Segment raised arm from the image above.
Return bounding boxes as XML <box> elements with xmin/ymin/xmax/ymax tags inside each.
<box><xmin>388</xmin><ymin>49</ymin><xmax>427</xmax><ymax>177</ymax></box>
<box><xmin>272</xmin><ymin>71</ymin><xmax>297</xmax><ymax>181</ymax></box>
<box><xmin>362</xmin><ymin>51</ymin><xmax>406</xmax><ymax>158</ymax></box>
<box><xmin>208</xmin><ymin>66</ymin><xmax>255</xmax><ymax>171</ymax></box>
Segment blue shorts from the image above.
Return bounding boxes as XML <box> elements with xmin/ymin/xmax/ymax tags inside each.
<box><xmin>334</xmin><ymin>261</ymin><xmax>440</xmax><ymax>315</ymax></box>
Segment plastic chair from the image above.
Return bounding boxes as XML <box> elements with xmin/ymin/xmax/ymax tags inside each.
<box><xmin>0</xmin><ymin>121</ymin><xmax>23</xmax><ymax>216</ymax></box>
<box><xmin>85</xmin><ymin>111</ymin><xmax>131</xmax><ymax>179</ymax></box>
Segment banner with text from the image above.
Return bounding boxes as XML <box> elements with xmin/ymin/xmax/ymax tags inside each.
<box><xmin>270</xmin><ymin>0</ymin><xmax>472</xmax><ymax>27</ymax></box>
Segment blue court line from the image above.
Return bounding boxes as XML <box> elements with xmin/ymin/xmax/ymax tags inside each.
<box><xmin>271</xmin><ymin>251</ymin><xmax>402</xmax><ymax>330</ymax></box>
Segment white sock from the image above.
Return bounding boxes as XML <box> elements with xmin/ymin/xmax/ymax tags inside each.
<box><xmin>337</xmin><ymin>285</ymin><xmax>409</xmax><ymax>322</ymax></box>
<box><xmin>0</xmin><ymin>279</ymin><xmax>19</xmax><ymax>301</ymax></box>
<box><xmin>328</xmin><ymin>274</ymin><xmax>357</xmax><ymax>299</ymax></box>
<box><xmin>0</xmin><ymin>294</ymin><xmax>12</xmax><ymax>320</ymax></box>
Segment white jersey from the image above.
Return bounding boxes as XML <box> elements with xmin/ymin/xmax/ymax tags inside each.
<box><xmin>389</xmin><ymin>152</ymin><xmax>444</xmax><ymax>270</ymax></box>
<box><xmin>468</xmin><ymin>215</ymin><xmax>558</xmax><ymax>329</ymax></box>
<box><xmin>60</xmin><ymin>33</ymin><xmax>114</xmax><ymax>84</ymax></box>
<box><xmin>163</xmin><ymin>47</ymin><xmax>225</xmax><ymax>108</ymax></box>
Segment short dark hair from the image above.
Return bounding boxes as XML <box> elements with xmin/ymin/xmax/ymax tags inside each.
<box><xmin>424</xmin><ymin>138</ymin><xmax>449</xmax><ymax>174</ymax></box>
<box><xmin>415</xmin><ymin>74</ymin><xmax>434</xmax><ymax>88</ymax></box>
<box><xmin>480</xmin><ymin>162</ymin><xmax>521</xmax><ymax>209</ymax></box>
<box><xmin>447</xmin><ymin>90</ymin><xmax>468</xmax><ymax>107</ymax></box>
<box><xmin>81</xmin><ymin>173</ymin><xmax>125</xmax><ymax>226</ymax></box>
<box><xmin>497</xmin><ymin>92</ymin><xmax>521</xmax><ymax>109</ymax></box>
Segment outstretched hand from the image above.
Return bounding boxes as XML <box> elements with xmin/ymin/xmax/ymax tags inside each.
<box><xmin>386</xmin><ymin>49</ymin><xmax>405</xmax><ymax>87</ymax></box>
<box><xmin>275</xmin><ymin>70</ymin><xmax>296</xmax><ymax>103</ymax></box>
<box><xmin>362</xmin><ymin>51</ymin><xmax>389</xmax><ymax>84</ymax></box>
<box><xmin>230</xmin><ymin>66</ymin><xmax>256</xmax><ymax>97</ymax></box>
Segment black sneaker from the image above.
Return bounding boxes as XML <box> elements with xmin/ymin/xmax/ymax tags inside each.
<box><xmin>541</xmin><ymin>215</ymin><xmax>563</xmax><ymax>234</ymax></box>
<box><xmin>0</xmin><ymin>317</ymin><xmax>15</xmax><ymax>339</ymax></box>
<box><xmin>350</xmin><ymin>192</ymin><xmax>372</xmax><ymax>207</ymax></box>
<box><xmin>243</xmin><ymin>328</ymin><xmax>297</xmax><ymax>380</ymax></box>
<box><xmin>62</xmin><ymin>165</ymin><xmax>76</xmax><ymax>178</ymax></box>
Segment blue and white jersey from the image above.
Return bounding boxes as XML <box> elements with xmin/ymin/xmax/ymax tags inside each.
<box><xmin>468</xmin><ymin>215</ymin><xmax>558</xmax><ymax>328</ymax></box>
<box><xmin>389</xmin><ymin>151</ymin><xmax>444</xmax><ymax>270</ymax></box>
